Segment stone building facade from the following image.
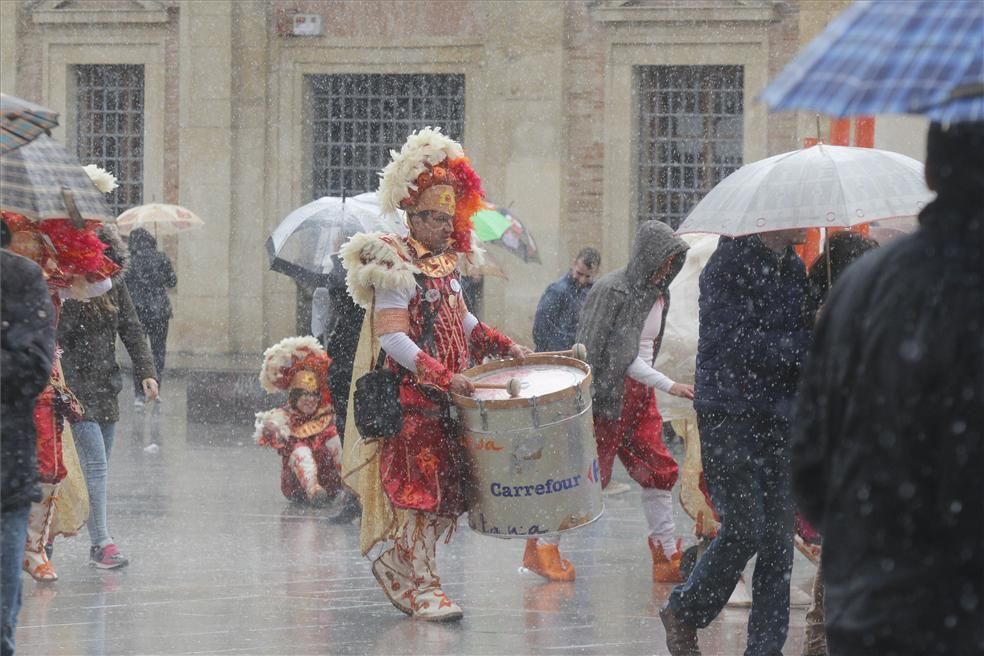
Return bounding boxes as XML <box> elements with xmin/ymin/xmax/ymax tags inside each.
<box><xmin>2</xmin><ymin>0</ymin><xmax>926</xmax><ymax>375</ymax></box>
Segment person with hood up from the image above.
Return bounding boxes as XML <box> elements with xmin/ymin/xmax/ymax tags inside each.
<box><xmin>124</xmin><ymin>227</ymin><xmax>175</xmax><ymax>409</ymax></box>
<box><xmin>792</xmin><ymin>121</ymin><xmax>984</xmax><ymax>656</ymax></box>
<box><xmin>58</xmin><ymin>226</ymin><xmax>159</xmax><ymax>569</ymax></box>
<box><xmin>660</xmin><ymin>226</ymin><xmax>814</xmax><ymax>656</ymax></box>
<box><xmin>521</xmin><ymin>221</ymin><xmax>693</xmax><ymax>583</ymax></box>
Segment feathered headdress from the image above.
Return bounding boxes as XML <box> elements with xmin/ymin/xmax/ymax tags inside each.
<box><xmin>259</xmin><ymin>336</ymin><xmax>331</xmax><ymax>398</ymax></box>
<box><xmin>378</xmin><ymin>127</ymin><xmax>485</xmax><ymax>253</ymax></box>
<box><xmin>1</xmin><ymin>211</ymin><xmax>120</xmax><ymax>286</ymax></box>
<box><xmin>83</xmin><ymin>164</ymin><xmax>119</xmax><ymax>194</ymax></box>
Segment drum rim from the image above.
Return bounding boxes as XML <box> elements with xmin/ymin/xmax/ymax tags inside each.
<box><xmin>451</xmin><ymin>354</ymin><xmax>592</xmax><ymax>409</ymax></box>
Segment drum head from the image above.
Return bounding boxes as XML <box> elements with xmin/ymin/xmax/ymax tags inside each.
<box><xmin>453</xmin><ymin>354</ymin><xmax>591</xmax><ymax>408</ymax></box>
<box><xmin>472</xmin><ymin>364</ymin><xmax>587</xmax><ymax>401</ymax></box>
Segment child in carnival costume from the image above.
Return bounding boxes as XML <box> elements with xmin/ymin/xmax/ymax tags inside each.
<box><xmin>254</xmin><ymin>337</ymin><xmax>342</xmax><ymax>505</ymax></box>
<box><xmin>340</xmin><ymin>127</ymin><xmax>531</xmax><ymax>622</ymax></box>
<box><xmin>2</xmin><ymin>209</ymin><xmax>119</xmax><ymax>582</ymax></box>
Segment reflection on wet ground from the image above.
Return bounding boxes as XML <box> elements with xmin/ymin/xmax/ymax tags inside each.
<box><xmin>16</xmin><ymin>377</ymin><xmax>813</xmax><ymax>655</ymax></box>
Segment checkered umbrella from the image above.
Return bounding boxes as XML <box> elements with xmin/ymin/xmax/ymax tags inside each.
<box><xmin>0</xmin><ymin>134</ymin><xmax>114</xmax><ymax>224</ymax></box>
<box><xmin>760</xmin><ymin>0</ymin><xmax>984</xmax><ymax>123</ymax></box>
<box><xmin>1</xmin><ymin>94</ymin><xmax>59</xmax><ymax>155</ymax></box>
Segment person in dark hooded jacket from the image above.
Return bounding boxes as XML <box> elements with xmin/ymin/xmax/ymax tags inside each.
<box><xmin>520</xmin><ymin>221</ymin><xmax>693</xmax><ymax>584</ymax></box>
<box><xmin>1</xmin><ymin>220</ymin><xmax>57</xmax><ymax>656</ymax></box>
<box><xmin>124</xmin><ymin>228</ymin><xmax>176</xmax><ymax>407</ymax></box>
<box><xmin>792</xmin><ymin>122</ymin><xmax>984</xmax><ymax>656</ymax></box>
<box><xmin>661</xmin><ymin>227</ymin><xmax>814</xmax><ymax>656</ymax></box>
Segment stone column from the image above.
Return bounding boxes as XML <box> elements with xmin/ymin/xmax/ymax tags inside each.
<box><xmin>175</xmin><ymin>0</ymin><xmax>234</xmax><ymax>355</ymax></box>
<box><xmin>229</xmin><ymin>1</ymin><xmax>271</xmax><ymax>355</ymax></box>
<box><xmin>0</xmin><ymin>2</ymin><xmax>18</xmax><ymax>95</ymax></box>
<box><xmin>479</xmin><ymin>0</ymin><xmax>566</xmax><ymax>343</ymax></box>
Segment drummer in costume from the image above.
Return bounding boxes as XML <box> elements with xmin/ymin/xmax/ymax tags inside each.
<box><xmin>254</xmin><ymin>337</ymin><xmax>342</xmax><ymax>505</ymax></box>
<box><xmin>340</xmin><ymin>127</ymin><xmax>531</xmax><ymax>621</ymax></box>
<box><xmin>522</xmin><ymin>220</ymin><xmax>693</xmax><ymax>583</ymax></box>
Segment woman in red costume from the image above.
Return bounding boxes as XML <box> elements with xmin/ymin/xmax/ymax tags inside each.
<box><xmin>254</xmin><ymin>337</ymin><xmax>342</xmax><ymax>505</ymax></box>
<box><xmin>341</xmin><ymin>127</ymin><xmax>531</xmax><ymax>622</ymax></box>
<box><xmin>2</xmin><ymin>211</ymin><xmax>118</xmax><ymax>582</ymax></box>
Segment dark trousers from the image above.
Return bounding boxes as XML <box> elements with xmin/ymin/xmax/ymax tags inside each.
<box><xmin>668</xmin><ymin>410</ymin><xmax>794</xmax><ymax>656</ymax></box>
<box><xmin>135</xmin><ymin>318</ymin><xmax>169</xmax><ymax>396</ymax></box>
<box><xmin>2</xmin><ymin>505</ymin><xmax>30</xmax><ymax>656</ymax></box>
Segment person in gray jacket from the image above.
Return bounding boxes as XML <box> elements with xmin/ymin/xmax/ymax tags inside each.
<box><xmin>521</xmin><ymin>221</ymin><xmax>694</xmax><ymax>584</ymax></box>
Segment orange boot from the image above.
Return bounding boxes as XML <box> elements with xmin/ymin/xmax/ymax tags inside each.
<box><xmin>522</xmin><ymin>538</ymin><xmax>576</xmax><ymax>582</ymax></box>
<box><xmin>649</xmin><ymin>536</ymin><xmax>684</xmax><ymax>583</ymax></box>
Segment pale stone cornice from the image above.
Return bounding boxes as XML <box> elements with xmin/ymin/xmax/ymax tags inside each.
<box><xmin>589</xmin><ymin>0</ymin><xmax>785</xmax><ymax>24</ymax></box>
<box><xmin>31</xmin><ymin>0</ymin><xmax>171</xmax><ymax>25</ymax></box>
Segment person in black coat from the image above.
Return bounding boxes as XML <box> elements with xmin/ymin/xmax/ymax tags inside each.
<box><xmin>317</xmin><ymin>254</ymin><xmax>365</xmax><ymax>524</ymax></box>
<box><xmin>792</xmin><ymin>122</ymin><xmax>984</xmax><ymax>656</ymax></box>
<box><xmin>661</xmin><ymin>228</ymin><xmax>815</xmax><ymax>656</ymax></box>
<box><xmin>124</xmin><ymin>228</ymin><xmax>176</xmax><ymax>407</ymax></box>
<box><xmin>1</xmin><ymin>221</ymin><xmax>57</xmax><ymax>656</ymax></box>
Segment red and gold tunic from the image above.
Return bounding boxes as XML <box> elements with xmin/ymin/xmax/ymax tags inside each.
<box><xmin>358</xmin><ymin>236</ymin><xmax>514</xmax><ymax>517</ymax></box>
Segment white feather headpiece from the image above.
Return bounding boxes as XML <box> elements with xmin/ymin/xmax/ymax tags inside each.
<box><xmin>378</xmin><ymin>126</ymin><xmax>464</xmax><ymax>214</ymax></box>
<box><xmin>83</xmin><ymin>164</ymin><xmax>119</xmax><ymax>194</ymax></box>
<box><xmin>258</xmin><ymin>336</ymin><xmax>327</xmax><ymax>394</ymax></box>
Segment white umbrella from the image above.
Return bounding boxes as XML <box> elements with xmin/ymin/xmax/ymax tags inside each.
<box><xmin>266</xmin><ymin>192</ymin><xmax>406</xmax><ymax>285</ymax></box>
<box><xmin>116</xmin><ymin>203</ymin><xmax>205</xmax><ymax>235</ymax></box>
<box><xmin>676</xmin><ymin>144</ymin><xmax>933</xmax><ymax>237</ymax></box>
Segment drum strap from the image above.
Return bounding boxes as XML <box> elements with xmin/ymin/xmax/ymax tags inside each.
<box><xmin>415</xmin><ymin>273</ymin><xmax>441</xmax><ymax>358</ymax></box>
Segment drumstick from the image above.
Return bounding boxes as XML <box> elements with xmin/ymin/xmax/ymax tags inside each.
<box><xmin>472</xmin><ymin>378</ymin><xmax>523</xmax><ymax>397</ymax></box>
<box><xmin>536</xmin><ymin>343</ymin><xmax>588</xmax><ymax>361</ymax></box>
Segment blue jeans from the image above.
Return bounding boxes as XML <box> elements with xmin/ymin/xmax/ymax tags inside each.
<box><xmin>2</xmin><ymin>505</ymin><xmax>30</xmax><ymax>656</ymax></box>
<box><xmin>668</xmin><ymin>411</ymin><xmax>794</xmax><ymax>656</ymax></box>
<box><xmin>71</xmin><ymin>421</ymin><xmax>117</xmax><ymax>547</ymax></box>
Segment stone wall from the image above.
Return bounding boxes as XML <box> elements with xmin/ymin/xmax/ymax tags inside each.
<box><xmin>4</xmin><ymin>0</ymin><xmax>916</xmax><ymax>375</ymax></box>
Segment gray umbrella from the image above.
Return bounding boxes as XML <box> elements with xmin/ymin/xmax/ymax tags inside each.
<box><xmin>0</xmin><ymin>133</ymin><xmax>114</xmax><ymax>226</ymax></box>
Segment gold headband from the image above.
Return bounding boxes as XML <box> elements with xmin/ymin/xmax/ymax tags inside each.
<box><xmin>289</xmin><ymin>370</ymin><xmax>319</xmax><ymax>393</ymax></box>
<box><xmin>413</xmin><ymin>184</ymin><xmax>456</xmax><ymax>216</ymax></box>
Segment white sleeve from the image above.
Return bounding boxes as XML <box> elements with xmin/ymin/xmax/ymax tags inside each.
<box><xmin>626</xmin><ymin>356</ymin><xmax>675</xmax><ymax>393</ymax></box>
<box><xmin>375</xmin><ymin>285</ymin><xmax>415</xmax><ymax>311</ymax></box>
<box><xmin>378</xmin><ymin>332</ymin><xmax>421</xmax><ymax>372</ymax></box>
<box><xmin>374</xmin><ymin>285</ymin><xmax>420</xmax><ymax>372</ymax></box>
<box><xmin>463</xmin><ymin>312</ymin><xmax>478</xmax><ymax>338</ymax></box>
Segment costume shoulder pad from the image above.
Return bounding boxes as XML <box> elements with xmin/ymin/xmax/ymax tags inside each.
<box><xmin>340</xmin><ymin>232</ymin><xmax>420</xmax><ymax>309</ymax></box>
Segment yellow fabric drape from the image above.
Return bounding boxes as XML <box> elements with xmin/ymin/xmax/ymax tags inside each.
<box><xmin>674</xmin><ymin>418</ymin><xmax>719</xmax><ymax>539</ymax></box>
<box><xmin>50</xmin><ymin>404</ymin><xmax>90</xmax><ymax>538</ymax></box>
<box><xmin>341</xmin><ymin>310</ymin><xmax>405</xmax><ymax>556</ymax></box>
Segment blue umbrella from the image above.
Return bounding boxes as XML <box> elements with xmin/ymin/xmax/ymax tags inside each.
<box><xmin>760</xmin><ymin>0</ymin><xmax>984</xmax><ymax>123</ymax></box>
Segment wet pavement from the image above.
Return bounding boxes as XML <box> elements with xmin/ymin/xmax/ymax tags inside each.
<box><xmin>15</xmin><ymin>376</ymin><xmax>815</xmax><ymax>655</ymax></box>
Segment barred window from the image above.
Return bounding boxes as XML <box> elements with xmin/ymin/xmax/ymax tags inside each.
<box><xmin>74</xmin><ymin>65</ymin><xmax>145</xmax><ymax>217</ymax></box>
<box><xmin>308</xmin><ymin>74</ymin><xmax>465</xmax><ymax>199</ymax></box>
<box><xmin>637</xmin><ymin>65</ymin><xmax>743</xmax><ymax>228</ymax></box>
